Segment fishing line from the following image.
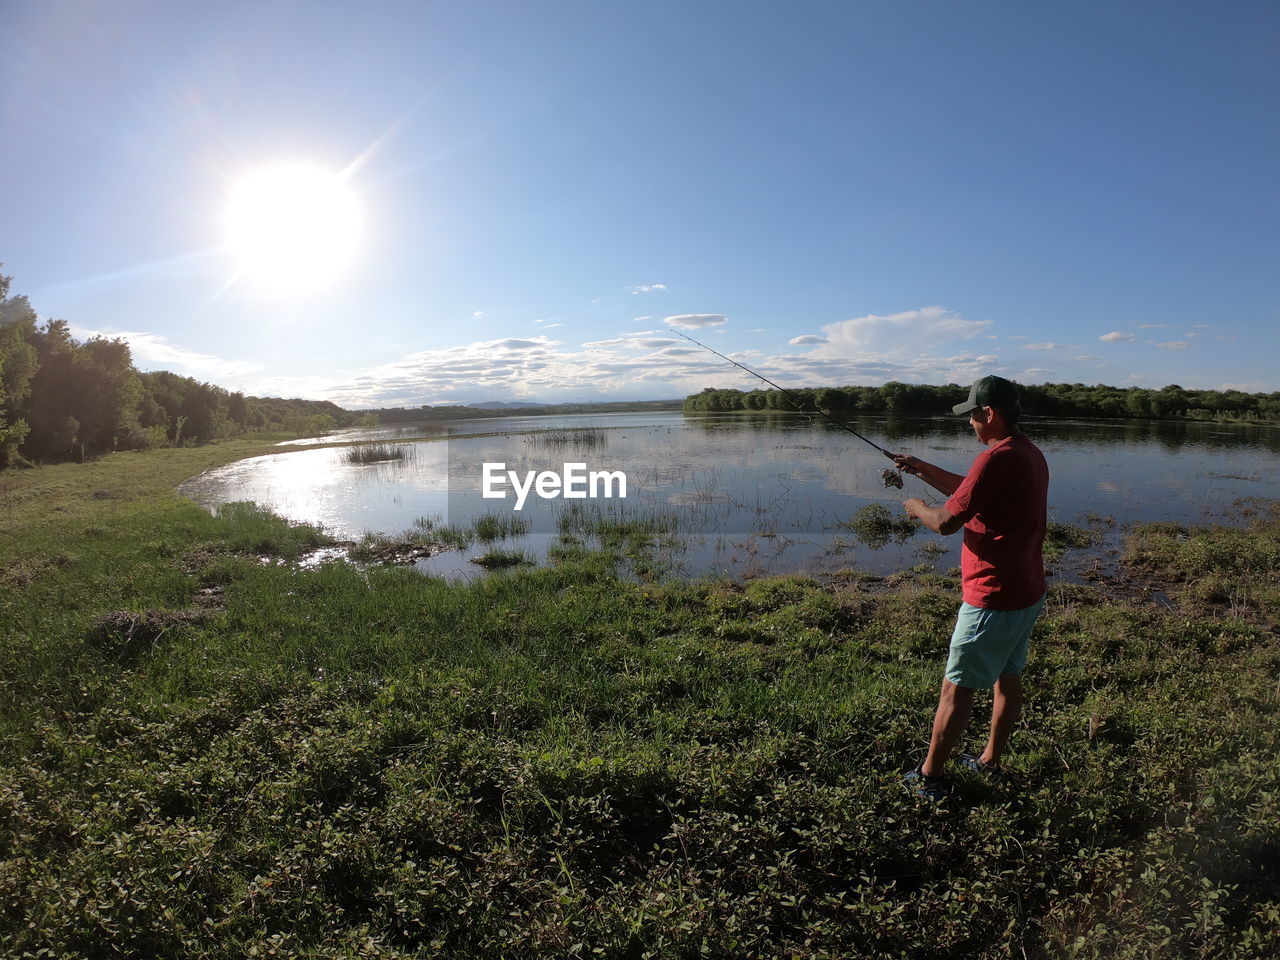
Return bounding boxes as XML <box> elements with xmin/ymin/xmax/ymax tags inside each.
<box><xmin>675</xmin><ymin>330</ymin><xmax>893</xmax><ymax>456</ymax></box>
<box><xmin>675</xmin><ymin>329</ymin><xmax>920</xmax><ymax>493</ymax></box>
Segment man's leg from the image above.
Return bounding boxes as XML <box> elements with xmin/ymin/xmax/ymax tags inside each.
<box><xmin>921</xmin><ymin>679</ymin><xmax>975</xmax><ymax>777</ymax></box>
<box><xmin>979</xmin><ymin>672</ymin><xmax>1023</xmax><ymax>768</ymax></box>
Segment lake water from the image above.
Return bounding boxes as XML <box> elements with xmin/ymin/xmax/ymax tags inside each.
<box><xmin>178</xmin><ymin>412</ymin><xmax>1280</xmax><ymax>581</ymax></box>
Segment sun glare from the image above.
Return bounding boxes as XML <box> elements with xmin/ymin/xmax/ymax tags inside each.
<box><xmin>224</xmin><ymin>163</ymin><xmax>362</xmax><ymax>293</ymax></box>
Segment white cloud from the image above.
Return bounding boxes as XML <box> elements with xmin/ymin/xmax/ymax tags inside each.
<box><xmin>494</xmin><ymin>338</ymin><xmax>551</xmax><ymax>350</ymax></box>
<box><xmin>663</xmin><ymin>314</ymin><xmax>728</xmax><ymax>330</ymax></box>
<box><xmin>1099</xmin><ymin>331</ymin><xmax>1135</xmax><ymax>342</ymax></box>
<box><xmin>68</xmin><ymin>326</ymin><xmax>260</xmax><ymax>379</ymax></box>
<box><xmin>1012</xmin><ymin>367</ymin><xmax>1055</xmax><ymax>381</ymax></box>
<box><xmin>811</xmin><ymin>307</ymin><xmax>990</xmax><ymax>363</ymax></box>
<box><xmin>1138</xmin><ymin>323</ymin><xmax>1170</xmax><ymax>329</ymax></box>
<box><xmin>627</xmin><ymin>283</ymin><xmax>667</xmax><ymax>294</ymax></box>
<box><xmin>472</xmin><ymin>311</ymin><xmax>485</xmax><ymax>320</ymax></box>
<box><xmin>581</xmin><ymin>335</ymin><xmax>682</xmax><ymax>350</ymax></box>
<box><xmin>1156</xmin><ymin>341</ymin><xmax>1189</xmax><ymax>350</ymax></box>
<box><xmin>244</xmin><ymin>324</ymin><xmax>961</xmax><ymax>408</ymax></box>
<box><xmin>198</xmin><ymin>302</ymin><xmax>1237</xmax><ymax>409</ymax></box>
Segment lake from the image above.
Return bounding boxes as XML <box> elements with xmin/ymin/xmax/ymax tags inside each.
<box><xmin>178</xmin><ymin>411</ymin><xmax>1280</xmax><ymax>581</ymax></box>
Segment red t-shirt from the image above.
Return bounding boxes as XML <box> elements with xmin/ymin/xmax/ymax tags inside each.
<box><xmin>944</xmin><ymin>434</ymin><xmax>1049</xmax><ymax>610</ymax></box>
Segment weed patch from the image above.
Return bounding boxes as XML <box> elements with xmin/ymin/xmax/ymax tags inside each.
<box><xmin>841</xmin><ymin>502</ymin><xmax>919</xmax><ymax>547</ymax></box>
<box><xmin>471</xmin><ymin>548</ymin><xmax>532</xmax><ymax>570</ymax></box>
<box><xmin>341</xmin><ymin>443</ymin><xmax>406</xmax><ymax>464</ymax></box>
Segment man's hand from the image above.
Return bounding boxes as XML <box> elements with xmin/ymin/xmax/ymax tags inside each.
<box><xmin>902</xmin><ymin>497</ymin><xmax>963</xmax><ymax>536</ymax></box>
<box><xmin>893</xmin><ymin>453</ymin><xmax>924</xmax><ymax>477</ymax></box>
<box><xmin>889</xmin><ymin>452</ymin><xmax>965</xmax><ymax>498</ymax></box>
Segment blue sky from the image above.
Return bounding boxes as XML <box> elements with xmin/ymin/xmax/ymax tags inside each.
<box><xmin>2</xmin><ymin>0</ymin><xmax>1277</xmax><ymax>406</ymax></box>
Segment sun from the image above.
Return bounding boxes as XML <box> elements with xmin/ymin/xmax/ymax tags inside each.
<box><xmin>224</xmin><ymin>163</ymin><xmax>363</xmax><ymax>293</ymax></box>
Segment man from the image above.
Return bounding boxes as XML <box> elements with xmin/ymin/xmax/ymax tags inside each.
<box><xmin>892</xmin><ymin>375</ymin><xmax>1049</xmax><ymax>800</ymax></box>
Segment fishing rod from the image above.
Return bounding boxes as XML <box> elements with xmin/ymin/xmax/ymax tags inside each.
<box><xmin>676</xmin><ymin>329</ymin><xmax>898</xmax><ymax>455</ymax></box>
<box><xmin>676</xmin><ymin>330</ymin><xmax>913</xmax><ymax>490</ymax></box>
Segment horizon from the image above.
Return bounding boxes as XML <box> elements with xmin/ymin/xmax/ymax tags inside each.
<box><xmin>3</xmin><ymin>1</ymin><xmax>1277</xmax><ymax>405</ymax></box>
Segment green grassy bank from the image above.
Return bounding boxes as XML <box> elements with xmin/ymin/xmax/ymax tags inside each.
<box><xmin>1</xmin><ymin>446</ymin><xmax>1277</xmax><ymax>958</ymax></box>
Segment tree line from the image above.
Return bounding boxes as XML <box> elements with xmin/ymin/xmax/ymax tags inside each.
<box><xmin>683</xmin><ymin>380</ymin><xmax>1280</xmax><ymax>422</ymax></box>
<box><xmin>0</xmin><ymin>272</ymin><xmax>361</xmax><ymax>467</ymax></box>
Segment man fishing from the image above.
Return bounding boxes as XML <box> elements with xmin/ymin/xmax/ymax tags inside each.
<box><xmin>892</xmin><ymin>375</ymin><xmax>1049</xmax><ymax>800</ymax></box>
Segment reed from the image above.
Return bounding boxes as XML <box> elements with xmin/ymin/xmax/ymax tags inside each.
<box><xmin>471</xmin><ymin>512</ymin><xmax>531</xmax><ymax>543</ymax></box>
<box><xmin>470</xmin><ymin>547</ymin><xmax>531</xmax><ymax>569</ymax></box>
<box><xmin>341</xmin><ymin>443</ymin><xmax>406</xmax><ymax>464</ymax></box>
<box><xmin>527</xmin><ymin>427</ymin><xmax>608</xmax><ymax>450</ymax></box>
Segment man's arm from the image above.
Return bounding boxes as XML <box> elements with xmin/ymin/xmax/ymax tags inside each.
<box><xmin>892</xmin><ymin>454</ymin><xmax>965</xmax><ymax>497</ymax></box>
<box><xmin>903</xmin><ymin>497</ymin><xmax>965</xmax><ymax>536</ymax></box>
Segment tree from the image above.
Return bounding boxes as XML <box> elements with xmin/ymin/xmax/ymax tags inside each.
<box><xmin>76</xmin><ymin>337</ymin><xmax>142</xmax><ymax>452</ymax></box>
<box><xmin>20</xmin><ymin>319</ymin><xmax>81</xmax><ymax>461</ymax></box>
<box><xmin>227</xmin><ymin>391</ymin><xmax>249</xmax><ymax>429</ymax></box>
<box><xmin>881</xmin><ymin>381</ymin><xmax>908</xmax><ymax>412</ymax></box>
<box><xmin>814</xmin><ymin>388</ymin><xmax>845</xmax><ymax>411</ymax></box>
<box><xmin>178</xmin><ymin>380</ymin><xmax>227</xmax><ymax>443</ymax></box>
<box><xmin>0</xmin><ymin>271</ymin><xmax>39</xmax><ymax>466</ymax></box>
<box><xmin>17</xmin><ymin>320</ymin><xmax>141</xmax><ymax>461</ymax></box>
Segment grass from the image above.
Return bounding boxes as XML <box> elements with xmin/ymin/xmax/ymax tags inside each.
<box><xmin>1</xmin><ymin>445</ymin><xmax>1278</xmax><ymax>957</ymax></box>
<box><xmin>348</xmin><ymin>513</ymin><xmax>532</xmax><ymax>562</ymax></box>
<box><xmin>1122</xmin><ymin>501</ymin><xmax>1280</xmax><ymax>616</ymax></box>
<box><xmin>470</xmin><ymin>547</ymin><xmax>532</xmax><ymax>569</ymax></box>
<box><xmin>472</xmin><ymin>513</ymin><xmax>531</xmax><ymax>543</ymax></box>
<box><xmin>527</xmin><ymin>428</ymin><xmax>608</xmax><ymax>451</ymax></box>
<box><xmin>1043</xmin><ymin>515</ymin><xmax>1117</xmax><ymax>561</ymax></box>
<box><xmin>840</xmin><ymin>502</ymin><xmax>920</xmax><ymax>547</ymax></box>
<box><xmin>342</xmin><ymin>443</ymin><xmax>407</xmax><ymax>464</ymax></box>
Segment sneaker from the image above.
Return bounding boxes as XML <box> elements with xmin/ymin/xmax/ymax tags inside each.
<box><xmin>958</xmin><ymin>754</ymin><xmax>1011</xmax><ymax>781</ymax></box>
<box><xmin>904</xmin><ymin>765</ymin><xmax>952</xmax><ymax>800</ymax></box>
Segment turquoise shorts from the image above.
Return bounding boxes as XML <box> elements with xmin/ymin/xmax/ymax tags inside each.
<box><xmin>945</xmin><ymin>595</ymin><xmax>1046</xmax><ymax>689</ymax></box>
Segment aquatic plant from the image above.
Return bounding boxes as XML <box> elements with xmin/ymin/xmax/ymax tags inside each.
<box><xmin>526</xmin><ymin>427</ymin><xmax>608</xmax><ymax>450</ymax></box>
<box><xmin>341</xmin><ymin>443</ymin><xmax>405</xmax><ymax>464</ymax></box>
<box><xmin>470</xmin><ymin>547</ymin><xmax>531</xmax><ymax>569</ymax></box>
<box><xmin>840</xmin><ymin>501</ymin><xmax>919</xmax><ymax>547</ymax></box>
<box><xmin>471</xmin><ymin>513</ymin><xmax>530</xmax><ymax>543</ymax></box>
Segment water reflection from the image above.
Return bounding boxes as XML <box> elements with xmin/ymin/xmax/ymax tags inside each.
<box><xmin>182</xmin><ymin>412</ymin><xmax>1280</xmax><ymax>581</ymax></box>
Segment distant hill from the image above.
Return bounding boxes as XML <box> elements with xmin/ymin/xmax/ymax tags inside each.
<box><xmin>359</xmin><ymin>398</ymin><xmax>683</xmax><ymax>423</ymax></box>
<box><xmin>459</xmin><ymin>400</ymin><xmax>552</xmax><ymax>409</ymax></box>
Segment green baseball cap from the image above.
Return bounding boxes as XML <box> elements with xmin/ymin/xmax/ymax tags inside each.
<box><xmin>952</xmin><ymin>375</ymin><xmax>1020</xmax><ymax>415</ymax></box>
